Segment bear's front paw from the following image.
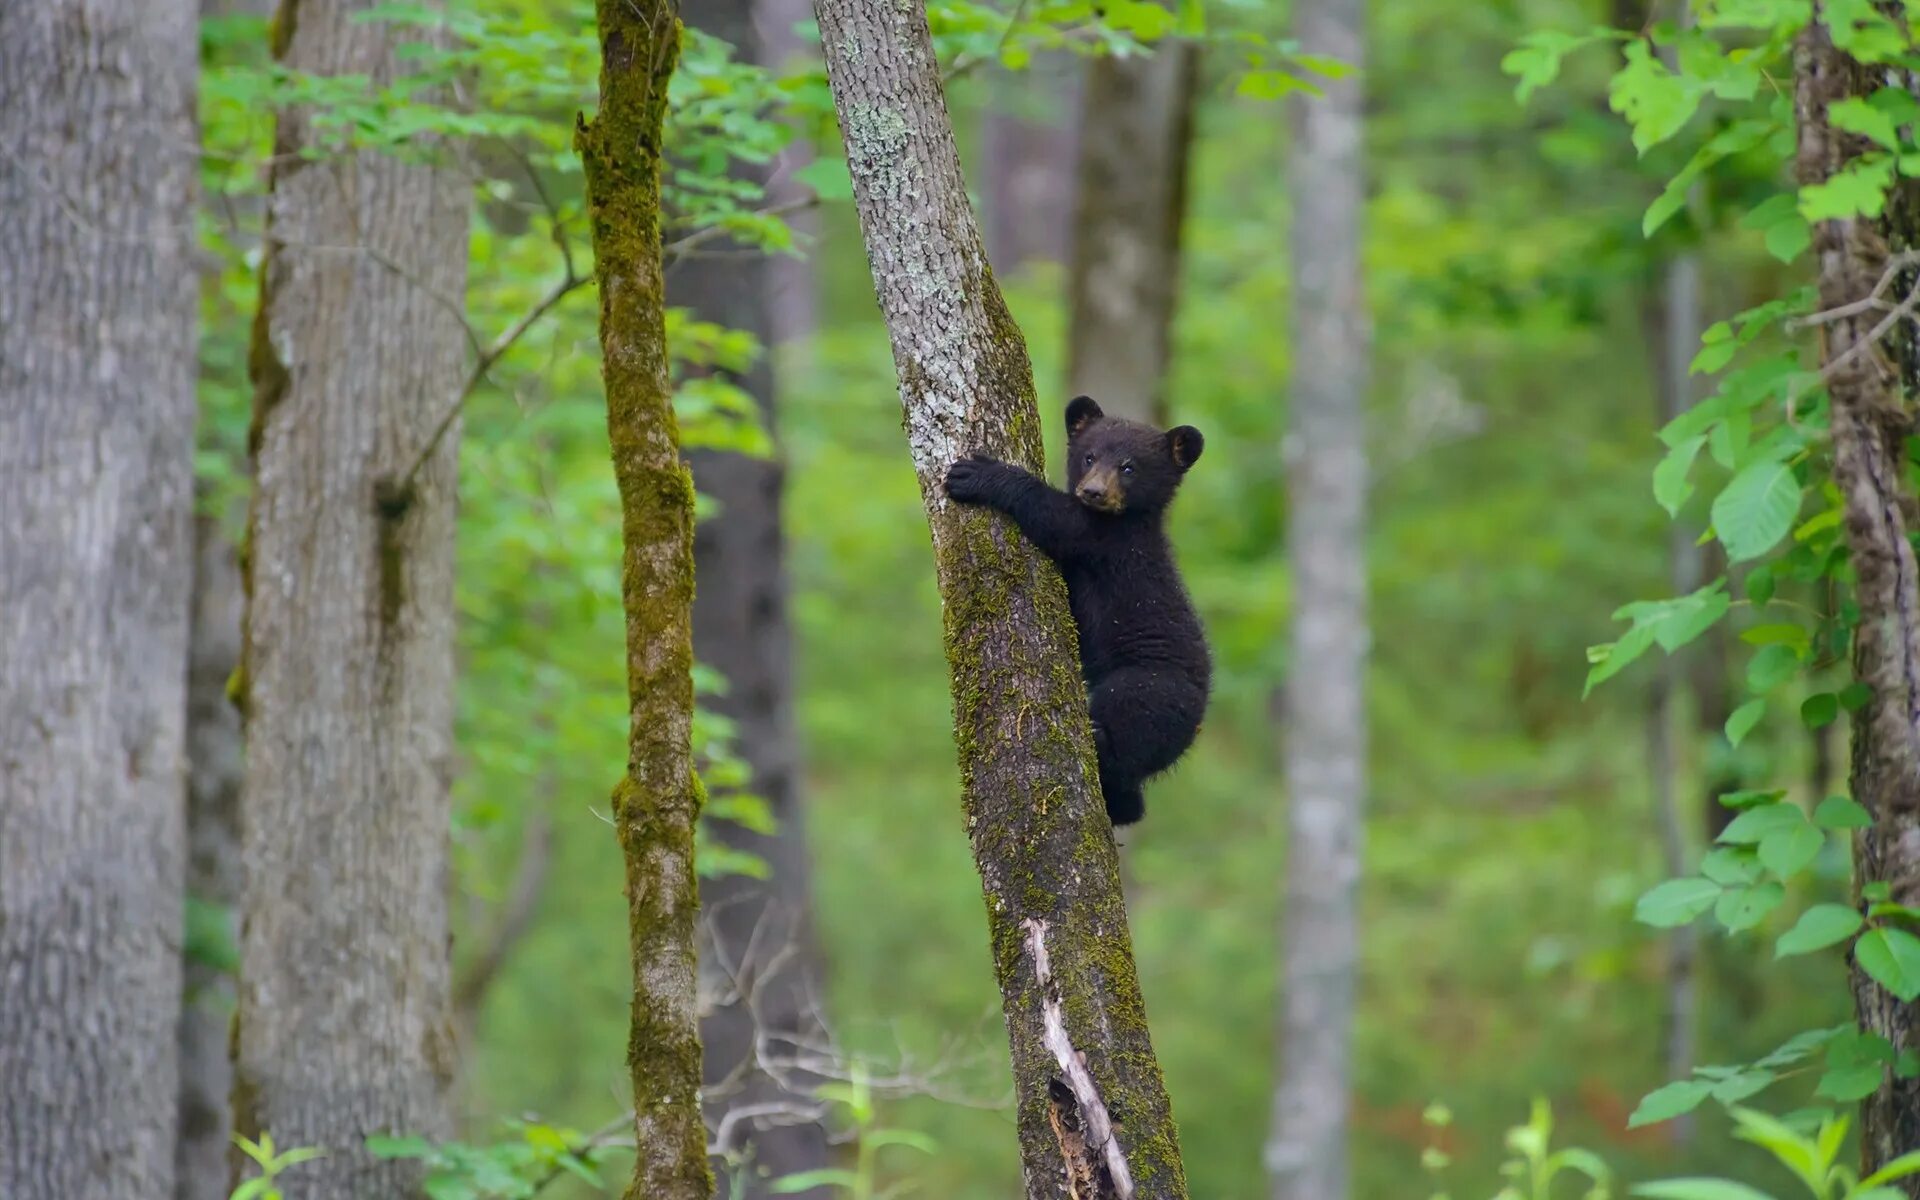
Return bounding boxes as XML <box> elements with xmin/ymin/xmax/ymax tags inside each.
<box><xmin>944</xmin><ymin>453</ymin><xmax>1001</xmax><ymax>504</ymax></box>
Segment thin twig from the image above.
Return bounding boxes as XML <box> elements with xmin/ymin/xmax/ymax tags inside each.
<box><xmin>944</xmin><ymin>0</ymin><xmax>1034</xmax><ymax>84</ymax></box>
<box><xmin>397</xmin><ymin>268</ymin><xmax>588</xmax><ymax>494</ymax></box>
<box><xmin>662</xmin><ymin>195</ymin><xmax>820</xmax><ymax>263</ymax></box>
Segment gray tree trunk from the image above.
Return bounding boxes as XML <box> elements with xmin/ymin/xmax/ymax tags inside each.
<box><xmin>981</xmin><ymin>63</ymin><xmax>1080</xmax><ymax>275</ymax></box>
<box><xmin>0</xmin><ymin>3</ymin><xmax>199</xmax><ymax>1197</ymax></box>
<box><xmin>758</xmin><ymin>0</ymin><xmax>822</xmax><ymax>348</ymax></box>
<box><xmin>676</xmin><ymin>2</ymin><xmax>830</xmax><ymax>1195</ymax></box>
<box><xmin>232</xmin><ymin>1</ymin><xmax>470</xmax><ymax>1194</ymax></box>
<box><xmin>1065</xmin><ymin>41</ymin><xmax>1199</xmax><ymax>424</ymax></box>
<box><xmin>1794</xmin><ymin>21</ymin><xmax>1920</xmax><ymax>1190</ymax></box>
<box><xmin>1644</xmin><ymin>252</ymin><xmax>1703</xmax><ymax>1145</ymax></box>
<box><xmin>178</xmin><ymin>509</ymin><xmax>247</xmax><ymax>1200</ymax></box>
<box><xmin>815</xmin><ymin>2</ymin><xmax>1189</xmax><ymax>1195</ymax></box>
<box><xmin>1266</xmin><ymin>0</ymin><xmax>1368</xmax><ymax>1195</ymax></box>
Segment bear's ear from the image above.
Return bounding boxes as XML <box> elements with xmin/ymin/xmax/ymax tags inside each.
<box><xmin>1066</xmin><ymin>395</ymin><xmax>1104</xmax><ymax>436</ymax></box>
<box><xmin>1167</xmin><ymin>425</ymin><xmax>1204</xmax><ymax>470</ymax></box>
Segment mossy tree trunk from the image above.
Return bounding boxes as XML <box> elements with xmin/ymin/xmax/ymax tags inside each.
<box><xmin>233</xmin><ymin>1</ymin><xmax>470</xmax><ymax>1194</ymax></box>
<box><xmin>577</xmin><ymin>6</ymin><xmax>712</xmax><ymax>1200</ymax></box>
<box><xmin>1267</xmin><ymin>0</ymin><xmax>1368</xmax><ymax>1195</ymax></box>
<box><xmin>1065</xmin><ymin>36</ymin><xmax>1199</xmax><ymax>425</ymax></box>
<box><xmin>0</xmin><ymin>4</ymin><xmax>199</xmax><ymax>1196</ymax></box>
<box><xmin>814</xmin><ymin>2</ymin><xmax>1189</xmax><ymax>1196</ymax></box>
<box><xmin>1795</xmin><ymin>17</ymin><xmax>1920</xmax><ymax>1188</ymax></box>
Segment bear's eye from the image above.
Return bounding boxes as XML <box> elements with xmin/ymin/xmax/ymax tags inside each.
<box><xmin>1122</xmin><ymin>461</ymin><xmax>1134</xmax><ymax>475</ymax></box>
<box><xmin>1084</xmin><ymin>454</ymin><xmax>1094</xmax><ymax>466</ymax></box>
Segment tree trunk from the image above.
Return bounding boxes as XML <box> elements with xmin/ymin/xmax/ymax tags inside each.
<box><xmin>1794</xmin><ymin>14</ymin><xmax>1920</xmax><ymax>1188</ymax></box>
<box><xmin>1644</xmin><ymin>252</ymin><xmax>1704</xmax><ymax>1145</ymax></box>
<box><xmin>577</xmin><ymin>7</ymin><xmax>711</xmax><ymax>1200</ymax></box>
<box><xmin>759</xmin><ymin>0</ymin><xmax>822</xmax><ymax>349</ymax></box>
<box><xmin>0</xmin><ymin>8</ymin><xmax>199</xmax><ymax>1200</ymax></box>
<box><xmin>1065</xmin><ymin>41</ymin><xmax>1199</xmax><ymax>424</ymax></box>
<box><xmin>981</xmin><ymin>63</ymin><xmax>1081</xmax><ymax>275</ymax></box>
<box><xmin>814</xmin><ymin>3</ymin><xmax>1189</xmax><ymax>1196</ymax></box>
<box><xmin>178</xmin><ymin>510</ymin><xmax>247</xmax><ymax>1200</ymax></box>
<box><xmin>675</xmin><ymin>2</ymin><xmax>831</xmax><ymax>1194</ymax></box>
<box><xmin>232</xmin><ymin>1</ymin><xmax>470</xmax><ymax>1193</ymax></box>
<box><xmin>1266</xmin><ymin>0</ymin><xmax>1368</xmax><ymax>1195</ymax></box>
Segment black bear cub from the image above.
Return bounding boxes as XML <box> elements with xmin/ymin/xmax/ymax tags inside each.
<box><xmin>943</xmin><ymin>395</ymin><xmax>1211</xmax><ymax>826</ymax></box>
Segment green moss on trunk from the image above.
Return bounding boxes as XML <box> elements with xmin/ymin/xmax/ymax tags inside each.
<box><xmin>579</xmin><ymin>9</ymin><xmax>712</xmax><ymax>1200</ymax></box>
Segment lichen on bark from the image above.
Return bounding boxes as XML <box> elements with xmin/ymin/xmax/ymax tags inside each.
<box><xmin>813</xmin><ymin>1</ymin><xmax>1189</xmax><ymax>1195</ymax></box>
<box><xmin>578</xmin><ymin>5</ymin><xmax>713</xmax><ymax>1199</ymax></box>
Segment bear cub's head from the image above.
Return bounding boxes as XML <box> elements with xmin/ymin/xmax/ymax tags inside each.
<box><xmin>1064</xmin><ymin>395</ymin><xmax>1203</xmax><ymax>516</ymax></box>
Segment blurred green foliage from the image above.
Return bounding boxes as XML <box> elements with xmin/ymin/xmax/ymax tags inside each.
<box><xmin>187</xmin><ymin>0</ymin><xmax>1878</xmax><ymax>1196</ymax></box>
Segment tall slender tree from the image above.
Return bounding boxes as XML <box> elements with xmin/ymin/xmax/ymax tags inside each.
<box><xmin>1795</xmin><ymin>15</ymin><xmax>1920</xmax><ymax>1185</ymax></box>
<box><xmin>577</xmin><ymin>5</ymin><xmax>711</xmax><ymax>1199</ymax></box>
<box><xmin>1065</xmin><ymin>40</ymin><xmax>1200</xmax><ymax>424</ymax></box>
<box><xmin>232</xmin><ymin>0</ymin><xmax>470</xmax><ymax>1193</ymax></box>
<box><xmin>1266</xmin><ymin>0</ymin><xmax>1369</xmax><ymax>1195</ymax></box>
<box><xmin>0</xmin><ymin>4</ymin><xmax>199</xmax><ymax>1197</ymax></box>
<box><xmin>815</xmin><ymin>1</ymin><xmax>1189</xmax><ymax>1195</ymax></box>
<box><xmin>674</xmin><ymin>2</ymin><xmax>830</xmax><ymax>1194</ymax></box>
<box><xmin>981</xmin><ymin>64</ymin><xmax>1080</xmax><ymax>274</ymax></box>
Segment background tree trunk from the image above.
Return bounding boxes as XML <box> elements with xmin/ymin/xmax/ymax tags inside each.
<box><xmin>1794</xmin><ymin>20</ymin><xmax>1920</xmax><ymax>1188</ymax></box>
<box><xmin>178</xmin><ymin>509</ymin><xmax>247</xmax><ymax>1200</ymax></box>
<box><xmin>1065</xmin><ymin>41</ymin><xmax>1199</xmax><ymax>424</ymax></box>
<box><xmin>675</xmin><ymin>2</ymin><xmax>831</xmax><ymax>1194</ymax></box>
<box><xmin>1266</xmin><ymin>0</ymin><xmax>1368</xmax><ymax>1195</ymax></box>
<box><xmin>759</xmin><ymin>0</ymin><xmax>822</xmax><ymax>349</ymax></box>
<box><xmin>0</xmin><ymin>4</ymin><xmax>199</xmax><ymax>1197</ymax></box>
<box><xmin>1643</xmin><ymin>251</ymin><xmax>1704</xmax><ymax>1145</ymax></box>
<box><xmin>578</xmin><ymin>6</ymin><xmax>712</xmax><ymax>1199</ymax></box>
<box><xmin>815</xmin><ymin>2</ymin><xmax>1190</xmax><ymax>1195</ymax></box>
<box><xmin>981</xmin><ymin>63</ymin><xmax>1081</xmax><ymax>275</ymax></box>
<box><xmin>232</xmin><ymin>1</ymin><xmax>470</xmax><ymax>1193</ymax></box>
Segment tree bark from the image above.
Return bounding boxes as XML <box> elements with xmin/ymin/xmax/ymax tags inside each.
<box><xmin>1794</xmin><ymin>13</ymin><xmax>1920</xmax><ymax>1188</ymax></box>
<box><xmin>981</xmin><ymin>63</ymin><xmax>1081</xmax><ymax>274</ymax></box>
<box><xmin>814</xmin><ymin>2</ymin><xmax>1189</xmax><ymax>1196</ymax></box>
<box><xmin>1643</xmin><ymin>251</ymin><xmax>1704</xmax><ymax>1145</ymax></box>
<box><xmin>759</xmin><ymin>0</ymin><xmax>823</xmax><ymax>348</ymax></box>
<box><xmin>178</xmin><ymin>510</ymin><xmax>247</xmax><ymax>1200</ymax></box>
<box><xmin>577</xmin><ymin>7</ymin><xmax>712</xmax><ymax>1199</ymax></box>
<box><xmin>0</xmin><ymin>6</ymin><xmax>199</xmax><ymax>1198</ymax></box>
<box><xmin>1065</xmin><ymin>41</ymin><xmax>1199</xmax><ymax>424</ymax></box>
<box><xmin>1267</xmin><ymin>0</ymin><xmax>1368</xmax><ymax>1195</ymax></box>
<box><xmin>675</xmin><ymin>2</ymin><xmax>831</xmax><ymax>1194</ymax></box>
<box><xmin>232</xmin><ymin>1</ymin><xmax>470</xmax><ymax>1194</ymax></box>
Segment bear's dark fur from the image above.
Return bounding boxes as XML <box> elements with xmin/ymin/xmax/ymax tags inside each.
<box><xmin>943</xmin><ymin>395</ymin><xmax>1211</xmax><ymax>825</ymax></box>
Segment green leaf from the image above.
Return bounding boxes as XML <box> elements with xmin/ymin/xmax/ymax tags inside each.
<box><xmin>1628</xmin><ymin>1079</ymin><xmax>1716</xmax><ymax>1128</ymax></box>
<box><xmin>1746</xmin><ymin>643</ymin><xmax>1803</xmax><ymax>692</ymax></box>
<box><xmin>1858</xmin><ymin>928</ymin><xmax>1920</xmax><ymax>1001</ymax></box>
<box><xmin>1713</xmin><ymin>457</ymin><xmax>1802</xmax><ymax>561</ymax></box>
<box><xmin>1720</xmin><ymin>802</ymin><xmax>1805</xmax><ymax>845</ymax></box>
<box><xmin>1631</xmin><ymin>1179</ymin><xmax>1777</xmax><ymax>1200</ymax></box>
<box><xmin>1800</xmin><ymin>154</ymin><xmax>1897</xmax><ymax>220</ymax></box>
<box><xmin>1801</xmin><ymin>693</ymin><xmax>1840</xmax><ymax>728</ymax></box>
<box><xmin>1711</xmin><ymin>1070</ymin><xmax>1776</xmax><ymax>1103</ymax></box>
<box><xmin>1716</xmin><ymin>881</ymin><xmax>1785</xmax><ymax>931</ymax></box>
<box><xmin>1655</xmin><ymin>435</ymin><xmax>1709</xmax><ymax>516</ymax></box>
<box><xmin>1703</xmin><ymin>847</ymin><xmax>1764</xmax><ymax>885</ymax></box>
<box><xmin>1774</xmin><ymin>904</ymin><xmax>1863</xmax><ymax>956</ymax></box>
<box><xmin>366</xmin><ymin>1136</ymin><xmax>433</xmax><ymax>1159</ymax></box>
<box><xmin>1636</xmin><ymin>877</ymin><xmax>1722</xmax><ymax>927</ymax></box>
<box><xmin>1830</xmin><ymin>95</ymin><xmax>1901</xmax><ymax>148</ymax></box>
<box><xmin>1815</xmin><ymin>796</ymin><xmax>1872</xmax><ymax>828</ymax></box>
<box><xmin>771</xmin><ymin>1169</ymin><xmax>864</xmax><ymax>1193</ymax></box>
<box><xmin>1841</xmin><ymin>681</ymin><xmax>1874</xmax><ymax>711</ymax></box>
<box><xmin>1759</xmin><ymin>823</ymin><xmax>1824</xmax><ymax>877</ymax></box>
<box><xmin>1727</xmin><ymin>698</ymin><xmax>1767</xmax><ymax>747</ymax></box>
<box><xmin>1816</xmin><ymin>1063</ymin><xmax>1884</xmax><ymax>1100</ymax></box>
